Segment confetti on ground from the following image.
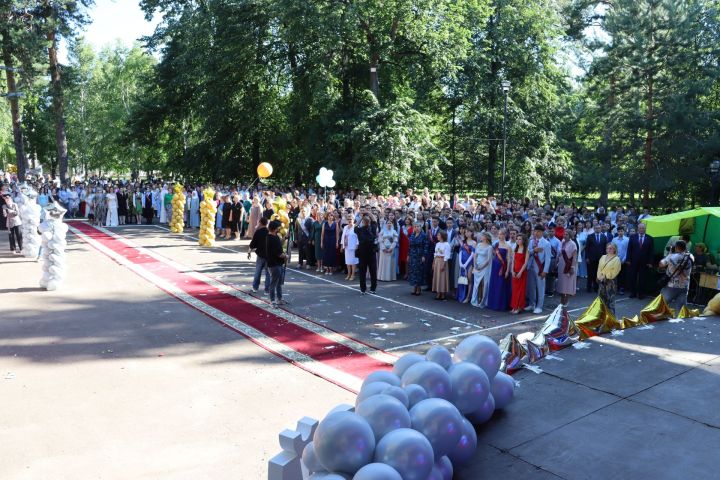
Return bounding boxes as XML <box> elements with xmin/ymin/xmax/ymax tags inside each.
<box><xmin>5</xmin><ymin>372</ymin><xmax>16</xmax><ymax>380</ymax></box>
<box><xmin>381</xmin><ymin>310</ymin><xmax>389</xmax><ymax>313</ymax></box>
<box><xmin>333</xmin><ymin>311</ymin><xmax>342</xmax><ymax>314</ymax></box>
<box><xmin>379</xmin><ymin>317</ymin><xmax>386</xmax><ymax>321</ymax></box>
<box><xmin>324</xmin><ymin>345</ymin><xmax>335</xmax><ymax>350</ymax></box>
<box><xmin>450</xmin><ymin>327</ymin><xmax>461</xmax><ymax>331</ymax></box>
<box><xmin>638</xmin><ymin>324</ymin><xmax>655</xmax><ymax>330</ymax></box>
<box><xmin>423</xmin><ymin>323</ymin><xmax>432</xmax><ymax>327</ymax></box>
<box><xmin>523</xmin><ymin>364</ymin><xmax>543</xmax><ymax>374</ymax></box>
<box><xmin>545</xmin><ymin>354</ymin><xmax>564</xmax><ymax>361</ymax></box>
<box><xmin>353</xmin><ymin>315</ymin><xmax>367</xmax><ymax>320</ymax></box>
<box><xmin>669</xmin><ymin>319</ymin><xmax>685</xmax><ymax>323</ymax></box>
<box><xmin>573</xmin><ymin>342</ymin><xmax>590</xmax><ymax>349</ymax></box>
<box><xmin>611</xmin><ymin>330</ymin><xmax>624</xmax><ymax>336</ymax></box>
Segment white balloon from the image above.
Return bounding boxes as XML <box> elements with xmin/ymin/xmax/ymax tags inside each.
<box><xmin>327</xmin><ymin>179</ymin><xmax>336</xmax><ymax>188</ymax></box>
<box><xmin>320</xmin><ymin>167</ymin><xmax>328</xmax><ymax>175</ymax></box>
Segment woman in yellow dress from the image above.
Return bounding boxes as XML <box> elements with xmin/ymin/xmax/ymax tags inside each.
<box><xmin>597</xmin><ymin>242</ymin><xmax>622</xmax><ymax>314</ymax></box>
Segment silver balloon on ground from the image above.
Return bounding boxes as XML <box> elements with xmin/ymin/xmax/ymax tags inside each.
<box><xmin>499</xmin><ymin>333</ymin><xmax>527</xmax><ymax>373</ymax></box>
<box><xmin>426</xmin><ymin>456</ymin><xmax>453</xmax><ymax>480</ymax></box>
<box><xmin>408</xmin><ymin>398</ymin><xmax>464</xmax><ymax>460</ymax></box>
<box><xmin>403</xmin><ymin>384</ymin><xmax>428</xmax><ymax>408</ymax></box>
<box><xmin>466</xmin><ymin>393</ymin><xmax>495</xmax><ymax>425</ymax></box>
<box><xmin>448</xmin><ymin>418</ymin><xmax>477</xmax><ymax>466</ymax></box>
<box><xmin>313</xmin><ymin>411</ymin><xmax>376</xmax><ymax>475</ymax></box>
<box><xmin>491</xmin><ymin>372</ymin><xmax>515</xmax><ymax>410</ymax></box>
<box><xmin>374</xmin><ymin>428</ymin><xmax>434</xmax><ymax>480</ymax></box>
<box><xmin>352</xmin><ymin>463</ymin><xmax>403</xmax><ymax>480</ymax></box>
<box><xmin>425</xmin><ymin>345</ymin><xmax>452</xmax><ymax>369</ymax></box>
<box><xmin>356</xmin><ymin>394</ymin><xmax>411</xmax><ymax>441</ymax></box>
<box><xmin>362</xmin><ymin>370</ymin><xmax>401</xmax><ymax>389</ymax></box>
<box><xmin>448</xmin><ymin>362</ymin><xmax>490</xmax><ymax>414</ymax></box>
<box><xmin>524</xmin><ymin>331</ymin><xmax>549</xmax><ymax>363</ymax></box>
<box><xmin>392</xmin><ymin>353</ymin><xmax>425</xmax><ymax>377</ymax></box>
<box><xmin>356</xmin><ymin>381</ymin><xmax>394</xmax><ymax>407</ymax></box>
<box><xmin>401</xmin><ymin>361</ymin><xmax>452</xmax><ymax>400</ymax></box>
<box><xmin>302</xmin><ymin>441</ymin><xmax>324</xmax><ymax>474</ymax></box>
<box><xmin>381</xmin><ymin>385</ymin><xmax>409</xmax><ymax>408</ymax></box>
<box><xmin>453</xmin><ymin>335</ymin><xmax>501</xmax><ymax>380</ymax></box>
<box><xmin>539</xmin><ymin>304</ymin><xmax>579</xmax><ymax>349</ymax></box>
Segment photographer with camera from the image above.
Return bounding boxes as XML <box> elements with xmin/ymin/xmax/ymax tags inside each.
<box><xmin>658</xmin><ymin>240</ymin><xmax>693</xmax><ymax>312</ymax></box>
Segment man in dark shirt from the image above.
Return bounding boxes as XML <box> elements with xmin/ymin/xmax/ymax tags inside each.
<box><xmin>266</xmin><ymin>220</ymin><xmax>287</xmax><ymax>307</ymax></box>
<box><xmin>355</xmin><ymin>214</ymin><xmax>378</xmax><ymax>295</ymax></box>
<box><xmin>248</xmin><ymin>217</ymin><xmax>271</xmax><ymax>294</ymax></box>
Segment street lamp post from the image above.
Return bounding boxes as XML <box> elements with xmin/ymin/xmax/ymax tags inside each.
<box><xmin>710</xmin><ymin>160</ymin><xmax>720</xmax><ymax>206</ymax></box>
<box><xmin>500</xmin><ymin>80</ymin><xmax>511</xmax><ymax>203</ymax></box>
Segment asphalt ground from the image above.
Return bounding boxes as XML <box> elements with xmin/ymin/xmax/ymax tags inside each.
<box><xmin>3</xmin><ymin>223</ymin><xmax>717</xmax><ymax>479</ymax></box>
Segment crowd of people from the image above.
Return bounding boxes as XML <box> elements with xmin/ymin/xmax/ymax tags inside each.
<box><xmin>1</xmin><ymin>173</ymin><xmax>709</xmax><ymax>313</ymax></box>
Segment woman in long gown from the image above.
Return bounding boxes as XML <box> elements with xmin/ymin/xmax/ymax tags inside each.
<box><xmin>432</xmin><ymin>230</ymin><xmax>451</xmax><ymax>300</ymax></box>
<box><xmin>398</xmin><ymin>216</ymin><xmax>413</xmax><ymax>279</ymax></box>
<box><xmin>321</xmin><ymin>212</ymin><xmax>339</xmax><ymax>274</ymax></box>
<box><xmin>472</xmin><ymin>232</ymin><xmax>493</xmax><ymax>308</ymax></box>
<box><xmin>245</xmin><ymin>196</ymin><xmax>262</xmax><ymax>239</ymax></box>
<box><xmin>159</xmin><ymin>186</ymin><xmax>168</xmax><ymax>224</ymax></box>
<box><xmin>117</xmin><ymin>188</ymin><xmax>128</xmax><ymax>225</ymax></box>
<box><xmin>510</xmin><ymin>234</ymin><xmax>530</xmax><ymax>314</ymax></box>
<box><xmin>575</xmin><ymin>223</ymin><xmax>587</xmax><ymax>279</ymax></box>
<box><xmin>188</xmin><ymin>191</ymin><xmax>200</xmax><ymax>228</ymax></box>
<box><xmin>487</xmin><ymin>228</ymin><xmax>513</xmax><ymax>311</ymax></box>
<box><xmin>456</xmin><ymin>228</ymin><xmax>476</xmax><ymax>303</ymax></box>
<box><xmin>95</xmin><ymin>190</ymin><xmax>107</xmax><ymax>227</ymax></box>
<box><xmin>557</xmin><ymin>230</ymin><xmax>578</xmax><ymax>306</ymax></box>
<box><xmin>407</xmin><ymin>221</ymin><xmax>427</xmax><ymax>295</ymax></box>
<box><xmin>378</xmin><ymin>220</ymin><xmax>399</xmax><ymax>282</ymax></box>
<box><xmin>133</xmin><ymin>190</ymin><xmax>143</xmax><ymax>224</ymax></box>
<box><xmin>105</xmin><ymin>188</ymin><xmax>119</xmax><ymax>227</ymax></box>
<box><xmin>313</xmin><ymin>212</ymin><xmax>324</xmax><ymax>272</ymax></box>
<box><xmin>341</xmin><ymin>215</ymin><xmax>359</xmax><ymax>281</ymax></box>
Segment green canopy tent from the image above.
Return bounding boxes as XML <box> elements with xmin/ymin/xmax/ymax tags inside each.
<box><xmin>642</xmin><ymin>207</ymin><xmax>720</xmax><ymax>257</ymax></box>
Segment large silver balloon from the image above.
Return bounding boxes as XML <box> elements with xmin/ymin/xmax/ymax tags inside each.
<box><xmin>448</xmin><ymin>362</ymin><xmax>490</xmax><ymax>414</ymax></box>
<box><xmin>401</xmin><ymin>361</ymin><xmax>452</xmax><ymax>400</ymax></box>
<box><xmin>356</xmin><ymin>394</ymin><xmax>411</xmax><ymax>441</ymax></box>
<box><xmin>448</xmin><ymin>418</ymin><xmax>477</xmax><ymax>466</ymax></box>
<box><xmin>392</xmin><ymin>353</ymin><xmax>425</xmax><ymax>377</ymax></box>
<box><xmin>302</xmin><ymin>441</ymin><xmax>325</xmax><ymax>474</ymax></box>
<box><xmin>374</xmin><ymin>428</ymin><xmax>434</xmax><ymax>480</ymax></box>
<box><xmin>381</xmin><ymin>385</ymin><xmax>409</xmax><ymax>409</ymax></box>
<box><xmin>352</xmin><ymin>463</ymin><xmax>403</xmax><ymax>480</ymax></box>
<box><xmin>403</xmin><ymin>384</ymin><xmax>428</xmax><ymax>408</ymax></box>
<box><xmin>426</xmin><ymin>456</ymin><xmax>453</xmax><ymax>480</ymax></box>
<box><xmin>309</xmin><ymin>473</ymin><xmax>350</xmax><ymax>480</ymax></box>
<box><xmin>491</xmin><ymin>372</ymin><xmax>515</xmax><ymax>410</ymax></box>
<box><xmin>313</xmin><ymin>411</ymin><xmax>376</xmax><ymax>475</ymax></box>
<box><xmin>453</xmin><ymin>335</ymin><xmax>501</xmax><ymax>380</ymax></box>
<box><xmin>466</xmin><ymin>393</ymin><xmax>495</xmax><ymax>425</ymax></box>
<box><xmin>362</xmin><ymin>370</ymin><xmax>401</xmax><ymax>389</ymax></box>
<box><xmin>356</xmin><ymin>381</ymin><xmax>394</xmax><ymax>407</ymax></box>
<box><xmin>524</xmin><ymin>331</ymin><xmax>549</xmax><ymax>363</ymax></box>
<box><xmin>499</xmin><ymin>333</ymin><xmax>527</xmax><ymax>373</ymax></box>
<box><xmin>408</xmin><ymin>398</ymin><xmax>464</xmax><ymax>460</ymax></box>
<box><xmin>425</xmin><ymin>345</ymin><xmax>452</xmax><ymax>370</ymax></box>
<box><xmin>539</xmin><ymin>304</ymin><xmax>578</xmax><ymax>350</ymax></box>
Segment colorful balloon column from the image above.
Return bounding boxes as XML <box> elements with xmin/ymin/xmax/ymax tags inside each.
<box><xmin>169</xmin><ymin>184</ymin><xmax>186</xmax><ymax>233</ymax></box>
<box><xmin>198</xmin><ymin>188</ymin><xmax>217</xmax><ymax>247</ymax></box>
<box><xmin>38</xmin><ymin>202</ymin><xmax>68</xmax><ymax>291</ymax></box>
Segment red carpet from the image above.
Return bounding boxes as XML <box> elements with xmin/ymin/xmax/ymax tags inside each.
<box><xmin>69</xmin><ymin>222</ymin><xmax>392</xmax><ymax>392</ymax></box>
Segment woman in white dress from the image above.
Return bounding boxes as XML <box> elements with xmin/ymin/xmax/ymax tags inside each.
<box><xmin>471</xmin><ymin>231</ymin><xmax>493</xmax><ymax>308</ymax></box>
<box><xmin>105</xmin><ymin>188</ymin><xmax>119</xmax><ymax>227</ymax></box>
<box><xmin>341</xmin><ymin>214</ymin><xmax>359</xmax><ymax>281</ymax></box>
<box><xmin>377</xmin><ymin>219</ymin><xmax>399</xmax><ymax>281</ymax></box>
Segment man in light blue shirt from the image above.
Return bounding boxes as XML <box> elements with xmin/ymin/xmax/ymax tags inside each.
<box><xmin>612</xmin><ymin>226</ymin><xmax>629</xmax><ymax>295</ymax></box>
<box><xmin>525</xmin><ymin>224</ymin><xmax>552</xmax><ymax>314</ymax></box>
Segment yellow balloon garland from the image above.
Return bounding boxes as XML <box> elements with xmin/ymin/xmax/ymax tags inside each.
<box><xmin>169</xmin><ymin>184</ymin><xmax>186</xmax><ymax>233</ymax></box>
<box><xmin>199</xmin><ymin>187</ymin><xmax>217</xmax><ymax>247</ymax></box>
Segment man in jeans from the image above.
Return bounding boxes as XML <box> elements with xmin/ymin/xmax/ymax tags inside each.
<box><xmin>659</xmin><ymin>240</ymin><xmax>693</xmax><ymax>313</ymax></box>
<box><xmin>265</xmin><ymin>220</ymin><xmax>287</xmax><ymax>307</ymax></box>
<box><xmin>248</xmin><ymin>217</ymin><xmax>271</xmax><ymax>294</ymax></box>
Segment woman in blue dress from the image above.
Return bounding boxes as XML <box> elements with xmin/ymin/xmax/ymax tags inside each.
<box><xmin>487</xmin><ymin>228</ymin><xmax>513</xmax><ymax>311</ymax></box>
<box><xmin>407</xmin><ymin>220</ymin><xmax>427</xmax><ymax>295</ymax></box>
<box><xmin>321</xmin><ymin>211</ymin><xmax>340</xmax><ymax>274</ymax></box>
<box><xmin>456</xmin><ymin>227</ymin><xmax>476</xmax><ymax>303</ymax></box>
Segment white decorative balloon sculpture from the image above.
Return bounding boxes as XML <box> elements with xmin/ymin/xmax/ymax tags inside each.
<box><xmin>316</xmin><ymin>167</ymin><xmax>336</xmax><ymax>189</ymax></box>
<box><xmin>269</xmin><ymin>335</ymin><xmax>516</xmax><ymax>479</ymax></box>
<box><xmin>38</xmin><ymin>202</ymin><xmax>68</xmax><ymax>291</ymax></box>
<box><xmin>19</xmin><ymin>185</ymin><xmax>42</xmax><ymax>258</ymax></box>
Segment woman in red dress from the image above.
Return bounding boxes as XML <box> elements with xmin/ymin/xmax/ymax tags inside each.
<box><xmin>510</xmin><ymin>234</ymin><xmax>530</xmax><ymax>314</ymax></box>
<box><xmin>398</xmin><ymin>215</ymin><xmax>413</xmax><ymax>278</ymax></box>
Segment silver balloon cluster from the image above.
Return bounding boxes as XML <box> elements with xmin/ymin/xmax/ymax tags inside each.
<box><xmin>499</xmin><ymin>305</ymin><xmax>578</xmax><ymax>373</ymax></box>
<box><xmin>18</xmin><ymin>186</ymin><xmax>42</xmax><ymax>258</ymax></box>
<box><xmin>299</xmin><ymin>335</ymin><xmax>515</xmax><ymax>479</ymax></box>
<box><xmin>38</xmin><ymin>202</ymin><xmax>68</xmax><ymax>291</ymax></box>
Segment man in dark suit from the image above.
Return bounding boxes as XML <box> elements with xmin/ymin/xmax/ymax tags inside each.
<box><xmin>585</xmin><ymin>224</ymin><xmax>608</xmax><ymax>292</ymax></box>
<box><xmin>626</xmin><ymin>222</ymin><xmax>654</xmax><ymax>298</ymax></box>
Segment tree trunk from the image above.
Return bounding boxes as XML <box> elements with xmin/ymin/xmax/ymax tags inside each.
<box><xmin>1</xmin><ymin>31</ymin><xmax>27</xmax><ymax>180</ymax></box>
<box><xmin>643</xmin><ymin>73</ymin><xmax>653</xmax><ymax>208</ymax></box>
<box><xmin>47</xmin><ymin>29</ymin><xmax>69</xmax><ymax>184</ymax></box>
<box><xmin>600</xmin><ymin>75</ymin><xmax>615</xmax><ymax>205</ymax></box>
<box><xmin>370</xmin><ymin>52</ymin><xmax>379</xmax><ymax>98</ymax></box>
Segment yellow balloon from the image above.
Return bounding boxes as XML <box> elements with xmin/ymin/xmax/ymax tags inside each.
<box><xmin>272</xmin><ymin>197</ymin><xmax>287</xmax><ymax>212</ymax></box>
<box><xmin>257</xmin><ymin>162</ymin><xmax>273</xmax><ymax>178</ymax></box>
